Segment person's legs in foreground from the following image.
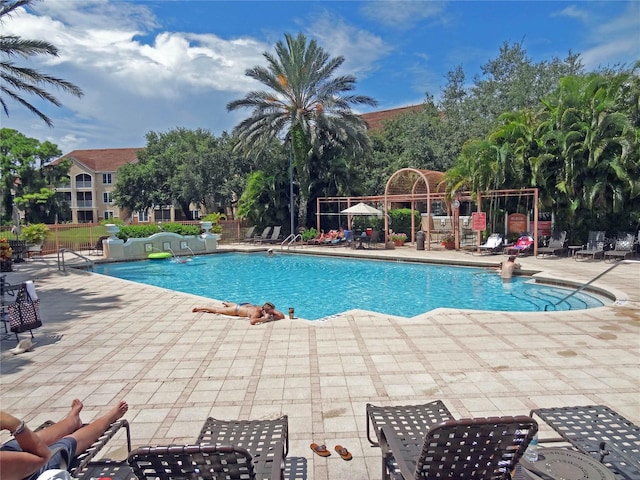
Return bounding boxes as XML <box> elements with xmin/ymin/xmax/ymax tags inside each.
<box><xmin>31</xmin><ymin>399</ymin><xmax>84</xmax><ymax>446</ymax></box>
<box><xmin>68</xmin><ymin>400</ymin><xmax>128</xmax><ymax>454</ymax></box>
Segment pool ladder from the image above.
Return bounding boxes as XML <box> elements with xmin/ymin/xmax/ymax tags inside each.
<box><xmin>280</xmin><ymin>234</ymin><xmax>302</xmax><ymax>252</ymax></box>
<box><xmin>543</xmin><ymin>259</ymin><xmax>639</xmax><ymax>310</ymax></box>
<box><xmin>57</xmin><ymin>248</ymin><xmax>94</xmax><ymax>272</ymax></box>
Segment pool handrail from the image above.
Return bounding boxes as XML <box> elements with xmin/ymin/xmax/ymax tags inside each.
<box><xmin>544</xmin><ymin>259</ymin><xmax>638</xmax><ymax>310</ymax></box>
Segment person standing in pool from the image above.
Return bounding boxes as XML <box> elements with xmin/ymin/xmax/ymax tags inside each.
<box><xmin>499</xmin><ymin>255</ymin><xmax>521</xmax><ymax>280</ymax></box>
<box><xmin>193</xmin><ymin>302</ymin><xmax>285</xmax><ymax>325</ymax></box>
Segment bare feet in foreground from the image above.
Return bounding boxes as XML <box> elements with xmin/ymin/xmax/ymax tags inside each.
<box><xmin>108</xmin><ymin>400</ymin><xmax>128</xmax><ymax>423</ymax></box>
<box><xmin>65</xmin><ymin>399</ymin><xmax>84</xmax><ymax>430</ymax></box>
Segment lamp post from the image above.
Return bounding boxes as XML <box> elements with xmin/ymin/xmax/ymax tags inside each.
<box><xmin>289</xmin><ymin>138</ymin><xmax>295</xmax><ymax>237</ymax></box>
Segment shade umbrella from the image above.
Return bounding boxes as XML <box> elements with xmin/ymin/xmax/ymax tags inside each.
<box><xmin>340</xmin><ymin>202</ymin><xmax>383</xmax><ymax>216</ymax></box>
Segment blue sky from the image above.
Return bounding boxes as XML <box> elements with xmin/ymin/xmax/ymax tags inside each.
<box><xmin>3</xmin><ymin>0</ymin><xmax>638</xmax><ymax>154</ymax></box>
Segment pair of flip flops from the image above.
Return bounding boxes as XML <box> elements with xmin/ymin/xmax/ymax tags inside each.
<box><xmin>310</xmin><ymin>443</ymin><xmax>352</xmax><ymax>461</ymax></box>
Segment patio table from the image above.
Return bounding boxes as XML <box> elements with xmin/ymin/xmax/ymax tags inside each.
<box><xmin>530</xmin><ymin>405</ymin><xmax>640</xmax><ymax>480</ymax></box>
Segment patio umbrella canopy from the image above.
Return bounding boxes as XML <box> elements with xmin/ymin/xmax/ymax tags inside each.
<box><xmin>340</xmin><ymin>202</ymin><xmax>383</xmax><ymax>216</ymax></box>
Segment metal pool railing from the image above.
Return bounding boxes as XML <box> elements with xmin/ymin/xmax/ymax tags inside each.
<box><xmin>544</xmin><ymin>259</ymin><xmax>639</xmax><ymax>311</ymax></box>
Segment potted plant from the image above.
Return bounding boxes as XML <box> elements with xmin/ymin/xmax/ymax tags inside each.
<box><xmin>390</xmin><ymin>232</ymin><xmax>408</xmax><ymax>246</ymax></box>
<box><xmin>21</xmin><ymin>223</ymin><xmax>50</xmax><ymax>252</ymax></box>
<box><xmin>441</xmin><ymin>233</ymin><xmax>456</xmax><ymax>250</ymax></box>
<box><xmin>0</xmin><ymin>238</ymin><xmax>13</xmax><ymax>272</ymax></box>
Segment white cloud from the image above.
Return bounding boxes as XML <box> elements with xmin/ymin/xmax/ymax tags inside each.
<box><xmin>551</xmin><ymin>5</ymin><xmax>589</xmax><ymax>22</ymax></box>
<box><xmin>580</xmin><ymin>2</ymin><xmax>640</xmax><ymax>69</ymax></box>
<box><xmin>305</xmin><ymin>12</ymin><xmax>392</xmax><ymax>76</ymax></box>
<box><xmin>360</xmin><ymin>1</ymin><xmax>446</xmax><ymax>28</ymax></box>
<box><xmin>1</xmin><ymin>1</ymin><xmax>272</xmax><ymax>150</ymax></box>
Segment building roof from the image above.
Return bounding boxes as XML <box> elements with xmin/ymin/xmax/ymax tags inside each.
<box><xmin>360</xmin><ymin>105</ymin><xmax>425</xmax><ymax>131</ymax></box>
<box><xmin>55</xmin><ymin>147</ymin><xmax>142</xmax><ymax>171</ymax></box>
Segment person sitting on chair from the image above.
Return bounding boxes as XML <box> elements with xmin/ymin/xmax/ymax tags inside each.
<box><xmin>193</xmin><ymin>301</ymin><xmax>285</xmax><ymax>325</ymax></box>
<box><xmin>0</xmin><ymin>399</ymin><xmax>128</xmax><ymax>480</ymax></box>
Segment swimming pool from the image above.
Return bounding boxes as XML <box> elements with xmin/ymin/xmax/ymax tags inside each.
<box><xmin>93</xmin><ymin>253</ymin><xmax>608</xmax><ymax>320</ymax></box>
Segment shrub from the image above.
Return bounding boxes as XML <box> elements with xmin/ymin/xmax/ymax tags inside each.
<box><xmin>100</xmin><ymin>218</ymin><xmax>124</xmax><ymax>226</ymax></box>
<box><xmin>116</xmin><ymin>224</ymin><xmax>161</xmax><ymax>240</ymax></box>
<box><xmin>302</xmin><ymin>227</ymin><xmax>318</xmax><ymax>241</ymax></box>
<box><xmin>388</xmin><ymin>208</ymin><xmax>421</xmax><ymax>235</ymax></box>
<box><xmin>21</xmin><ymin>223</ymin><xmax>50</xmax><ymax>244</ymax></box>
<box><xmin>160</xmin><ymin>223</ymin><xmax>201</xmax><ymax>236</ymax></box>
<box><xmin>352</xmin><ymin>215</ymin><xmax>385</xmax><ymax>233</ymax></box>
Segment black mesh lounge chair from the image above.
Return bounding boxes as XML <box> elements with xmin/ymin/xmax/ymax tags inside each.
<box><xmin>195</xmin><ymin>415</ymin><xmax>289</xmax><ymax>479</ymax></box>
<box><xmin>604</xmin><ymin>232</ymin><xmax>635</xmax><ymax>262</ymax></box>
<box><xmin>575</xmin><ymin>230</ymin><xmax>606</xmax><ymax>261</ymax></box>
<box><xmin>35</xmin><ymin>418</ymin><xmax>132</xmax><ymax>478</ymax></box>
<box><xmin>372</xmin><ymin>410</ymin><xmax>537</xmax><ymax>480</ymax></box>
<box><xmin>128</xmin><ymin>444</ymin><xmax>285</xmax><ymax>480</ymax></box>
<box><xmin>252</xmin><ymin>226</ymin><xmax>272</xmax><ymax>244</ymax></box>
<box><xmin>537</xmin><ymin>230</ymin><xmax>567</xmax><ymax>257</ymax></box>
<box><xmin>240</xmin><ymin>225</ymin><xmax>257</xmax><ymax>243</ymax></box>
<box><xmin>90</xmin><ymin>236</ymin><xmax>109</xmax><ymax>255</ymax></box>
<box><xmin>256</xmin><ymin>226</ymin><xmax>282</xmax><ymax>244</ymax></box>
<box><xmin>530</xmin><ymin>405</ymin><xmax>640</xmax><ymax>480</ymax></box>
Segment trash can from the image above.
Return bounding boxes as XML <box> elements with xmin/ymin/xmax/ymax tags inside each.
<box><xmin>416</xmin><ymin>230</ymin><xmax>425</xmax><ymax>250</ymax></box>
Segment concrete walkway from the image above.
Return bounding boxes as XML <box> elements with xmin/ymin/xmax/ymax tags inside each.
<box><xmin>1</xmin><ymin>246</ymin><xmax>638</xmax><ymax>480</ymax></box>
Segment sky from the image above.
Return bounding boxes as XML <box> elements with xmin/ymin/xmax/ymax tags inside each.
<box><xmin>2</xmin><ymin>0</ymin><xmax>639</xmax><ymax>154</ymax></box>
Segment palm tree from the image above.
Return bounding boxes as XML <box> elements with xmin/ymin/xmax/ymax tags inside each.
<box><xmin>228</xmin><ymin>32</ymin><xmax>377</xmax><ymax>228</ymax></box>
<box><xmin>0</xmin><ymin>0</ymin><xmax>83</xmax><ymax>127</ymax></box>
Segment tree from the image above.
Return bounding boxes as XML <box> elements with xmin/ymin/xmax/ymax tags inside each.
<box><xmin>228</xmin><ymin>32</ymin><xmax>377</xmax><ymax>229</ymax></box>
<box><xmin>0</xmin><ymin>0</ymin><xmax>83</xmax><ymax>127</ymax></box>
<box><xmin>0</xmin><ymin>128</ymin><xmax>69</xmax><ymax>223</ymax></box>
<box><xmin>433</xmin><ymin>42</ymin><xmax>583</xmax><ymax>163</ymax></box>
<box><xmin>112</xmin><ymin>128</ymin><xmax>240</xmax><ymax>218</ymax></box>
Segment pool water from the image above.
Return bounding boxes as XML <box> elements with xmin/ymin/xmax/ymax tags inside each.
<box><xmin>94</xmin><ymin>253</ymin><xmax>607</xmax><ymax>320</ymax></box>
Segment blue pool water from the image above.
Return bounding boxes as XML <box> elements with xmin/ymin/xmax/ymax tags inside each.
<box><xmin>93</xmin><ymin>253</ymin><xmax>608</xmax><ymax>320</ymax></box>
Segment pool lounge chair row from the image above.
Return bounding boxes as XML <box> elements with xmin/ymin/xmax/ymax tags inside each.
<box><xmin>241</xmin><ymin>225</ymin><xmax>283</xmax><ymax>244</ymax></box>
<box><xmin>36</xmin><ymin>400</ymin><xmax>639</xmax><ymax>479</ymax></box>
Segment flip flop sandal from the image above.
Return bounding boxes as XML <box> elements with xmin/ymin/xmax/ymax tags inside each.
<box><xmin>310</xmin><ymin>443</ymin><xmax>331</xmax><ymax>457</ymax></box>
<box><xmin>335</xmin><ymin>445</ymin><xmax>352</xmax><ymax>461</ymax></box>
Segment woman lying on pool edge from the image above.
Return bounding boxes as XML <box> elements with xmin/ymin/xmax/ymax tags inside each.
<box><xmin>193</xmin><ymin>301</ymin><xmax>285</xmax><ymax>325</ymax></box>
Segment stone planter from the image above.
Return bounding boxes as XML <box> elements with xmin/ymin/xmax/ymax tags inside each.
<box><xmin>444</xmin><ymin>241</ymin><xmax>456</xmax><ymax>250</ymax></box>
<box><xmin>393</xmin><ymin>240</ymin><xmax>406</xmax><ymax>247</ymax></box>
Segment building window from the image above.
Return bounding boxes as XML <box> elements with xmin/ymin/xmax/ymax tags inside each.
<box><xmin>61</xmin><ymin>192</ymin><xmax>72</xmax><ymax>204</ymax></box>
<box><xmin>77</xmin><ymin>210</ymin><xmax>94</xmax><ymax>223</ymax></box>
<box><xmin>103</xmin><ymin>211</ymin><xmax>114</xmax><ymax>220</ymax></box>
<box><xmin>137</xmin><ymin>210</ymin><xmax>149</xmax><ymax>222</ymax></box>
<box><xmin>154</xmin><ymin>206</ymin><xmax>171</xmax><ymax>222</ymax></box>
<box><xmin>75</xmin><ymin>173</ymin><xmax>92</xmax><ymax>189</ymax></box>
<box><xmin>103</xmin><ymin>192</ymin><xmax>113</xmax><ymax>204</ymax></box>
<box><xmin>102</xmin><ymin>173</ymin><xmax>113</xmax><ymax>185</ymax></box>
<box><xmin>76</xmin><ymin>191</ymin><xmax>92</xmax><ymax>208</ymax></box>
<box><xmin>190</xmin><ymin>209</ymin><xmax>200</xmax><ymax>220</ymax></box>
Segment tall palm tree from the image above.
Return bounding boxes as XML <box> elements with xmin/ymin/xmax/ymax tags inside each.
<box><xmin>0</xmin><ymin>0</ymin><xmax>83</xmax><ymax>127</ymax></box>
<box><xmin>228</xmin><ymin>32</ymin><xmax>377</xmax><ymax>228</ymax></box>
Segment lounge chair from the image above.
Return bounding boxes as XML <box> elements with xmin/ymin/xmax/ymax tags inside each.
<box><xmin>240</xmin><ymin>225</ymin><xmax>257</xmax><ymax>243</ymax></box>
<box><xmin>537</xmin><ymin>230</ymin><xmax>567</xmax><ymax>257</ymax></box>
<box><xmin>575</xmin><ymin>230</ymin><xmax>606</xmax><ymax>261</ymax></box>
<box><xmin>35</xmin><ymin>418</ymin><xmax>132</xmax><ymax>479</ymax></box>
<box><xmin>367</xmin><ymin>401</ymin><xmax>537</xmax><ymax>480</ymax></box>
<box><xmin>504</xmin><ymin>233</ymin><xmax>534</xmax><ymax>256</ymax></box>
<box><xmin>256</xmin><ymin>225</ymin><xmax>282</xmax><ymax>244</ymax></box>
<box><xmin>530</xmin><ymin>405</ymin><xmax>640</xmax><ymax>479</ymax></box>
<box><xmin>475</xmin><ymin>233</ymin><xmax>503</xmax><ymax>255</ymax></box>
<box><xmin>604</xmin><ymin>232</ymin><xmax>635</xmax><ymax>262</ymax></box>
<box><xmin>129</xmin><ymin>414</ymin><xmax>290</xmax><ymax>480</ymax></box>
<box><xmin>252</xmin><ymin>226</ymin><xmax>272</xmax><ymax>244</ymax></box>
<box><xmin>128</xmin><ymin>444</ymin><xmax>284</xmax><ymax>480</ymax></box>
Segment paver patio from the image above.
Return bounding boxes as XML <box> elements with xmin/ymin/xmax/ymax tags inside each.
<box><xmin>1</xmin><ymin>246</ymin><xmax>638</xmax><ymax>480</ymax></box>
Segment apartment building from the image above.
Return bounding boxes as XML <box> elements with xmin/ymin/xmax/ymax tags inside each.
<box><xmin>55</xmin><ymin>148</ymin><xmax>141</xmax><ymax>223</ymax></box>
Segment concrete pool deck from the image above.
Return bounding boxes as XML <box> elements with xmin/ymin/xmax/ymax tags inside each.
<box><xmin>1</xmin><ymin>245</ymin><xmax>638</xmax><ymax>480</ymax></box>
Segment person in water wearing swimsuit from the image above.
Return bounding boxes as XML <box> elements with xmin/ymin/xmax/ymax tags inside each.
<box><xmin>192</xmin><ymin>302</ymin><xmax>285</xmax><ymax>325</ymax></box>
